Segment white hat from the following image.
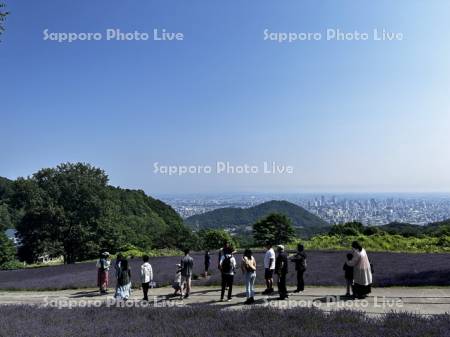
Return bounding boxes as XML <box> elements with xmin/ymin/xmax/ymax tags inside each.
<box><xmin>277</xmin><ymin>245</ymin><xmax>285</xmax><ymax>251</ymax></box>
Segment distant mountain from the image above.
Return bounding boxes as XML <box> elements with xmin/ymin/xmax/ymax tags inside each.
<box><xmin>185</xmin><ymin>200</ymin><xmax>329</xmax><ymax>234</ymax></box>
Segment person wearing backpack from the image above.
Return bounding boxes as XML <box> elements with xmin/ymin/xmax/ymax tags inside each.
<box><xmin>241</xmin><ymin>248</ymin><xmax>257</xmax><ymax>304</ymax></box>
<box><xmin>290</xmin><ymin>244</ymin><xmax>307</xmax><ymax>293</ymax></box>
<box><xmin>219</xmin><ymin>247</ymin><xmax>236</xmax><ymax>301</ymax></box>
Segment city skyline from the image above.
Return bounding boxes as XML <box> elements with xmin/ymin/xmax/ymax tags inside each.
<box><xmin>1</xmin><ymin>0</ymin><xmax>450</xmax><ymax>194</ymax></box>
<box><xmin>161</xmin><ymin>193</ymin><xmax>450</xmax><ymax>226</ymax></box>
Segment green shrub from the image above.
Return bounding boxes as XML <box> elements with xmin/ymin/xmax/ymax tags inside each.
<box><xmin>294</xmin><ymin>233</ymin><xmax>450</xmax><ymax>253</ymax></box>
<box><xmin>0</xmin><ymin>260</ymin><xmax>23</xmax><ymax>270</ymax></box>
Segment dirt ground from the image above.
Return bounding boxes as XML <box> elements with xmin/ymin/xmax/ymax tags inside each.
<box><xmin>1</xmin><ymin>286</ymin><xmax>449</xmax><ymax>315</ymax></box>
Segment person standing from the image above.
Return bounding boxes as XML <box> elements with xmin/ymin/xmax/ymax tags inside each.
<box><xmin>343</xmin><ymin>253</ymin><xmax>354</xmax><ymax>297</ymax></box>
<box><xmin>275</xmin><ymin>245</ymin><xmax>289</xmax><ymax>300</ymax></box>
<box><xmin>140</xmin><ymin>255</ymin><xmax>153</xmax><ymax>301</ymax></box>
<box><xmin>114</xmin><ymin>253</ymin><xmax>123</xmax><ymax>295</ymax></box>
<box><xmin>204</xmin><ymin>250</ymin><xmax>211</xmax><ymax>277</ymax></box>
<box><xmin>290</xmin><ymin>244</ymin><xmax>307</xmax><ymax>293</ymax></box>
<box><xmin>218</xmin><ymin>242</ymin><xmax>229</xmax><ymax>270</ymax></box>
<box><xmin>115</xmin><ymin>259</ymin><xmax>132</xmax><ymax>300</ymax></box>
<box><xmin>347</xmin><ymin>241</ymin><xmax>373</xmax><ymax>299</ymax></box>
<box><xmin>262</xmin><ymin>243</ymin><xmax>276</xmax><ymax>294</ymax></box>
<box><xmin>219</xmin><ymin>247</ymin><xmax>236</xmax><ymax>301</ymax></box>
<box><xmin>96</xmin><ymin>252</ymin><xmax>111</xmax><ymax>295</ymax></box>
<box><xmin>172</xmin><ymin>264</ymin><xmax>183</xmax><ymax>296</ymax></box>
<box><xmin>180</xmin><ymin>249</ymin><xmax>194</xmax><ymax>299</ymax></box>
<box><xmin>241</xmin><ymin>248</ymin><xmax>256</xmax><ymax>304</ymax></box>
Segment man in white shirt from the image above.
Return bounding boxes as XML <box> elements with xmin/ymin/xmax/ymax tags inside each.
<box><xmin>263</xmin><ymin>243</ymin><xmax>276</xmax><ymax>294</ymax></box>
<box><xmin>140</xmin><ymin>255</ymin><xmax>153</xmax><ymax>301</ymax></box>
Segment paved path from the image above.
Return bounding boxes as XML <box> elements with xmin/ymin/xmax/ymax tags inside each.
<box><xmin>1</xmin><ymin>286</ymin><xmax>449</xmax><ymax>315</ymax></box>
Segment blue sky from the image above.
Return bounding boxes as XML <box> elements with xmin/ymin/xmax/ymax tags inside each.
<box><xmin>1</xmin><ymin>0</ymin><xmax>450</xmax><ymax>194</ymax></box>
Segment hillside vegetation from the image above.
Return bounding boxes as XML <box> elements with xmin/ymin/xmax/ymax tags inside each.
<box><xmin>0</xmin><ymin>163</ymin><xmax>193</xmax><ymax>265</ymax></box>
<box><xmin>298</xmin><ymin>222</ymin><xmax>450</xmax><ymax>253</ymax></box>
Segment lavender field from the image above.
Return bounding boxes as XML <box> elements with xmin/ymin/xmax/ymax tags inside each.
<box><xmin>0</xmin><ymin>251</ymin><xmax>449</xmax><ymax>290</ymax></box>
<box><xmin>0</xmin><ymin>305</ymin><xmax>449</xmax><ymax>337</ymax></box>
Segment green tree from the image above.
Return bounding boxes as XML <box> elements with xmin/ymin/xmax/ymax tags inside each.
<box><xmin>0</xmin><ymin>231</ymin><xmax>16</xmax><ymax>268</ymax></box>
<box><xmin>0</xmin><ymin>202</ymin><xmax>12</xmax><ymax>230</ymax></box>
<box><xmin>253</xmin><ymin>213</ymin><xmax>296</xmax><ymax>246</ymax></box>
<box><xmin>15</xmin><ymin>163</ymin><xmax>111</xmax><ymax>264</ymax></box>
<box><xmin>198</xmin><ymin>228</ymin><xmax>235</xmax><ymax>250</ymax></box>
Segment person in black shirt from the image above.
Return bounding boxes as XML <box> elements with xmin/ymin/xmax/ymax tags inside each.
<box><xmin>343</xmin><ymin>253</ymin><xmax>354</xmax><ymax>297</ymax></box>
<box><xmin>275</xmin><ymin>245</ymin><xmax>289</xmax><ymax>300</ymax></box>
<box><xmin>180</xmin><ymin>249</ymin><xmax>194</xmax><ymax>299</ymax></box>
<box><xmin>204</xmin><ymin>250</ymin><xmax>211</xmax><ymax>277</ymax></box>
<box><xmin>290</xmin><ymin>244</ymin><xmax>307</xmax><ymax>293</ymax></box>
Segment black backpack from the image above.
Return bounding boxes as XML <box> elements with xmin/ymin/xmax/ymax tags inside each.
<box><xmin>221</xmin><ymin>256</ymin><xmax>232</xmax><ymax>274</ymax></box>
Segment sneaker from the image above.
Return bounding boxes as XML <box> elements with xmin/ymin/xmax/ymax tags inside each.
<box><xmin>184</xmin><ymin>294</ymin><xmax>189</xmax><ymax>299</ymax></box>
<box><xmin>227</xmin><ymin>298</ymin><xmax>232</xmax><ymax>302</ymax></box>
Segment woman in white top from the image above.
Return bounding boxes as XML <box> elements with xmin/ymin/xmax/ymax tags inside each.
<box><xmin>347</xmin><ymin>241</ymin><xmax>373</xmax><ymax>299</ymax></box>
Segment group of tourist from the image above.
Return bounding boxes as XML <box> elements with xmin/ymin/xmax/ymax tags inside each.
<box><xmin>96</xmin><ymin>240</ymin><xmax>373</xmax><ymax>303</ymax></box>
<box><xmin>96</xmin><ymin>253</ymin><xmax>151</xmax><ymax>301</ymax></box>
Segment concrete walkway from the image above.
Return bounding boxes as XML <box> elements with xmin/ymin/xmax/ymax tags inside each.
<box><xmin>1</xmin><ymin>286</ymin><xmax>449</xmax><ymax>315</ymax></box>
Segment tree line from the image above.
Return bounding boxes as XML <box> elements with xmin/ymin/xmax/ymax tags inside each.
<box><xmin>0</xmin><ymin>163</ymin><xmax>196</xmax><ymax>264</ymax></box>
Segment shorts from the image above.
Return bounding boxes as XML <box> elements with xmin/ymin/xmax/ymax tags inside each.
<box><xmin>264</xmin><ymin>268</ymin><xmax>274</xmax><ymax>279</ymax></box>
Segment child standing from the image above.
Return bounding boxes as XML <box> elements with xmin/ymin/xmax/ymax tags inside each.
<box><xmin>343</xmin><ymin>253</ymin><xmax>354</xmax><ymax>297</ymax></box>
<box><xmin>140</xmin><ymin>255</ymin><xmax>153</xmax><ymax>301</ymax></box>
<box><xmin>172</xmin><ymin>264</ymin><xmax>182</xmax><ymax>296</ymax></box>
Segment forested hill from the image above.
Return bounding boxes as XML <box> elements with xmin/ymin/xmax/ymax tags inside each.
<box><xmin>185</xmin><ymin>200</ymin><xmax>329</xmax><ymax>230</ymax></box>
<box><xmin>0</xmin><ymin>163</ymin><xmax>193</xmax><ymax>263</ymax></box>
